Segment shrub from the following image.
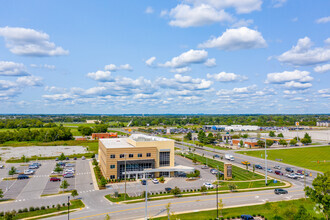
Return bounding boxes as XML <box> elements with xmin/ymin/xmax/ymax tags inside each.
<box><xmin>0</xmin><ymin>212</ymin><xmax>3</xmax><ymax>217</ymax></box>
<box><xmin>23</xmin><ymin>208</ymin><xmax>28</xmax><ymax>212</ymax></box>
<box><xmin>35</xmin><ymin>207</ymin><xmax>40</xmax><ymax>211</ymax></box>
<box><xmin>18</xmin><ymin>209</ymin><xmax>23</xmax><ymax>213</ymax></box>
<box><xmin>252</xmin><ymin>214</ymin><xmax>256</xmax><ymax>217</ymax></box>
<box><xmin>52</xmin><ymin>205</ymin><xmax>55</xmax><ymax>208</ymax></box>
<box><xmin>47</xmin><ymin>206</ymin><xmax>49</xmax><ymax>209</ymax></box>
<box><xmin>62</xmin><ymin>203</ymin><xmax>66</xmax><ymax>207</ymax></box>
<box><xmin>29</xmin><ymin>207</ymin><xmax>35</xmax><ymax>212</ymax></box>
<box><xmin>41</xmin><ymin>206</ymin><xmax>46</xmax><ymax>210</ymax></box>
<box><xmin>57</xmin><ymin>204</ymin><xmax>61</xmax><ymax>210</ymax></box>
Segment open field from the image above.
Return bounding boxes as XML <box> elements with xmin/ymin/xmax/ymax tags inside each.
<box><xmin>182</xmin><ymin>153</ymin><xmax>264</xmax><ymax>181</ymax></box>
<box><xmin>237</xmin><ymin>146</ymin><xmax>330</xmax><ymax>172</ymax></box>
<box><xmin>154</xmin><ymin>199</ymin><xmax>323</xmax><ymax>220</ymax></box>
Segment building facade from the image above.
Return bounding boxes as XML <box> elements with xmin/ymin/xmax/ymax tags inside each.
<box><xmin>98</xmin><ymin>134</ymin><xmax>186</xmax><ymax>180</ymax></box>
<box><xmin>92</xmin><ymin>132</ymin><xmax>117</xmax><ymax>140</ymax></box>
<box><xmin>316</xmin><ymin>121</ymin><xmax>330</xmax><ymax>127</ymax></box>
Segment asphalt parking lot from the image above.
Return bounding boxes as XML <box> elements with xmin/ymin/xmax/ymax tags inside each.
<box><xmin>0</xmin><ymin>159</ymin><xmax>94</xmax><ymax>201</ymax></box>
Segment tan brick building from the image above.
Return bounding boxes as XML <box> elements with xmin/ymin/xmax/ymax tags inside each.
<box><xmin>98</xmin><ymin>134</ymin><xmax>191</xmax><ymax>180</ymax></box>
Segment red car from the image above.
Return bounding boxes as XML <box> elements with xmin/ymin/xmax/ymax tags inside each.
<box><xmin>50</xmin><ymin>177</ymin><xmax>61</xmax><ymax>182</ymax></box>
<box><xmin>275</xmin><ymin>170</ymin><xmax>283</xmax><ymax>175</ymax></box>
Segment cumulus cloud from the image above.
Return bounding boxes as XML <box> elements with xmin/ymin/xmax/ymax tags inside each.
<box><xmin>266</xmin><ymin>70</ymin><xmax>313</xmax><ymax>84</ymax></box>
<box><xmin>145</xmin><ymin>6</ymin><xmax>154</xmax><ymax>14</ymax></box>
<box><xmin>157</xmin><ymin>74</ymin><xmax>213</xmax><ymax>91</ymax></box>
<box><xmin>272</xmin><ymin>0</ymin><xmax>287</xmax><ymax>8</ymax></box>
<box><xmin>0</xmin><ymin>26</ymin><xmax>69</xmax><ymax>56</ymax></box>
<box><xmin>30</xmin><ymin>64</ymin><xmax>56</xmax><ymax>70</ymax></box>
<box><xmin>277</xmin><ymin>37</ymin><xmax>330</xmax><ymax>66</ymax></box>
<box><xmin>318</xmin><ymin>89</ymin><xmax>330</xmax><ymax>98</ymax></box>
<box><xmin>204</xmin><ymin>58</ymin><xmax>216</xmax><ymax>67</ymax></box>
<box><xmin>104</xmin><ymin>64</ymin><xmax>133</xmax><ymax>71</ymax></box>
<box><xmin>159</xmin><ymin>49</ymin><xmax>208</xmax><ymax>68</ymax></box>
<box><xmin>0</xmin><ymin>61</ymin><xmax>29</xmax><ymax>76</ymax></box>
<box><xmin>168</xmin><ymin>4</ymin><xmax>232</xmax><ymax>27</ymax></box>
<box><xmin>198</xmin><ymin>27</ymin><xmax>267</xmax><ymax>50</ymax></box>
<box><xmin>284</xmin><ymin>81</ymin><xmax>312</xmax><ymax>90</ymax></box>
<box><xmin>87</xmin><ymin>70</ymin><xmax>113</xmax><ymax>82</ymax></box>
<box><xmin>316</xmin><ymin>16</ymin><xmax>330</xmax><ymax>24</ymax></box>
<box><xmin>207</xmin><ymin>72</ymin><xmax>248</xmax><ymax>82</ymax></box>
<box><xmin>170</xmin><ymin>67</ymin><xmax>192</xmax><ymax>73</ymax></box>
<box><xmin>231</xmin><ymin>19</ymin><xmax>254</xmax><ymax>28</ymax></box>
<box><xmin>314</xmin><ymin>64</ymin><xmax>330</xmax><ymax>73</ymax></box>
<box><xmin>145</xmin><ymin>57</ymin><xmax>156</xmax><ymax>66</ymax></box>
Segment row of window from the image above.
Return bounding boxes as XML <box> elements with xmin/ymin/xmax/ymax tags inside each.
<box><xmin>110</xmin><ymin>153</ymin><xmax>151</xmax><ymax>159</ymax></box>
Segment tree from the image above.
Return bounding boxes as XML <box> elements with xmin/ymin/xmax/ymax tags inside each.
<box><xmin>60</xmin><ymin>180</ymin><xmax>70</xmax><ymax>192</ymax></box>
<box><xmin>257</xmin><ymin>140</ymin><xmax>265</xmax><ymax>148</ymax></box>
<box><xmin>239</xmin><ymin>139</ymin><xmax>244</xmax><ymax>147</ymax></box>
<box><xmin>279</xmin><ymin>139</ymin><xmax>288</xmax><ymax>146</ymax></box>
<box><xmin>21</xmin><ymin>155</ymin><xmax>26</xmax><ymax>163</ymax></box>
<box><xmin>171</xmin><ymin>187</ymin><xmax>181</xmax><ymax>197</ymax></box>
<box><xmin>301</xmin><ymin>138</ymin><xmax>310</xmax><ymax>145</ymax></box>
<box><xmin>266</xmin><ymin>140</ymin><xmax>274</xmax><ymax>147</ymax></box>
<box><xmin>293</xmin><ymin>205</ymin><xmax>316</xmax><ymax>220</ymax></box>
<box><xmin>78</xmin><ymin>126</ymin><xmax>93</xmax><ymax>136</ymax></box>
<box><xmin>59</xmin><ymin>153</ymin><xmax>66</xmax><ymax>161</ymax></box>
<box><xmin>277</xmin><ymin>133</ymin><xmax>284</xmax><ymax>138</ymax></box>
<box><xmin>104</xmin><ymin>214</ymin><xmax>110</xmax><ymax>220</ymax></box>
<box><xmin>252</xmin><ymin>164</ymin><xmax>255</xmax><ymax>173</ymax></box>
<box><xmin>8</xmin><ymin>166</ymin><xmax>16</xmax><ymax>176</ymax></box>
<box><xmin>269</xmin><ymin>131</ymin><xmax>276</xmax><ymax>137</ymax></box>
<box><xmin>184</xmin><ymin>132</ymin><xmax>192</xmax><ymax>141</ymax></box>
<box><xmin>100</xmin><ymin>176</ymin><xmax>107</xmax><ymax>187</ymax></box>
<box><xmin>228</xmin><ymin>183</ymin><xmax>237</xmax><ymax>192</ymax></box>
<box><xmin>197</xmin><ymin>130</ymin><xmax>206</xmax><ymax>143</ymax></box>
<box><xmin>304</xmin><ymin>172</ymin><xmax>330</xmax><ymax>219</ymax></box>
<box><xmin>218</xmin><ymin>198</ymin><xmax>224</xmax><ymax>217</ymax></box>
<box><xmin>242</xmin><ymin>134</ymin><xmax>249</xmax><ymax>138</ymax></box>
<box><xmin>0</xmin><ymin>188</ymin><xmax>3</xmax><ymax>199</ymax></box>
<box><xmin>304</xmin><ymin>133</ymin><xmax>312</xmax><ymax>143</ymax></box>
<box><xmin>200</xmin><ymin>185</ymin><xmax>207</xmax><ymax>193</ymax></box>
<box><xmin>54</xmin><ymin>165</ymin><xmax>63</xmax><ymax>173</ymax></box>
<box><xmin>71</xmin><ymin>189</ymin><xmax>78</xmax><ymax>199</ymax></box>
<box><xmin>290</xmin><ymin>139</ymin><xmax>297</xmax><ymax>146</ymax></box>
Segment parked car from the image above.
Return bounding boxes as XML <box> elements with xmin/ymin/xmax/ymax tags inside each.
<box><xmin>214</xmin><ymin>154</ymin><xmax>220</xmax><ymax>158</ymax></box>
<box><xmin>241</xmin><ymin>161</ymin><xmax>250</xmax><ymax>166</ymax></box>
<box><xmin>241</xmin><ymin>214</ymin><xmax>254</xmax><ymax>220</ymax></box>
<box><xmin>74</xmin><ymin>157</ymin><xmax>77</xmax><ymax>160</ymax></box>
<box><xmin>286</xmin><ymin>173</ymin><xmax>298</xmax><ymax>179</ymax></box>
<box><xmin>15</xmin><ymin>169</ymin><xmax>21</xmax><ymax>174</ymax></box>
<box><xmin>0</xmin><ymin>165</ymin><xmax>4</xmax><ymax>169</ymax></box>
<box><xmin>64</xmin><ymin>170</ymin><xmax>74</xmax><ymax>175</ymax></box>
<box><xmin>141</xmin><ymin>180</ymin><xmax>147</xmax><ymax>185</ymax></box>
<box><xmin>285</xmin><ymin>167</ymin><xmax>294</xmax><ymax>173</ymax></box>
<box><xmin>267</xmin><ymin>168</ymin><xmax>273</xmax><ymax>173</ymax></box>
<box><xmin>17</xmin><ymin>174</ymin><xmax>29</xmax><ymax>179</ymax></box>
<box><xmin>152</xmin><ymin>179</ymin><xmax>159</xmax><ymax>184</ymax></box>
<box><xmin>50</xmin><ymin>177</ymin><xmax>61</xmax><ymax>182</ymax></box>
<box><xmin>66</xmin><ymin>157</ymin><xmax>70</xmax><ymax>160</ymax></box>
<box><xmin>295</xmin><ymin>173</ymin><xmax>304</xmax><ymax>179</ymax></box>
<box><xmin>57</xmin><ymin>162</ymin><xmax>66</xmax><ymax>166</ymax></box>
<box><xmin>65</xmin><ymin>163</ymin><xmax>75</xmax><ymax>167</ymax></box>
<box><xmin>296</xmin><ymin>170</ymin><xmax>303</xmax><ymax>174</ymax></box>
<box><xmin>51</xmin><ymin>170</ymin><xmax>61</xmax><ymax>174</ymax></box>
<box><xmin>28</xmin><ymin>165</ymin><xmax>38</xmax><ymax>169</ymax></box>
<box><xmin>165</xmin><ymin>187</ymin><xmax>172</xmax><ymax>192</ymax></box>
<box><xmin>63</xmin><ymin>173</ymin><xmax>74</xmax><ymax>178</ymax></box>
<box><xmin>82</xmin><ymin>156</ymin><xmax>86</xmax><ymax>160</ymax></box>
<box><xmin>55</xmin><ymin>157</ymin><xmax>59</xmax><ymax>161</ymax></box>
<box><xmin>24</xmin><ymin>170</ymin><xmax>35</xmax><ymax>175</ymax></box>
<box><xmin>274</xmin><ymin>188</ymin><xmax>288</xmax><ymax>194</ymax></box>
<box><xmin>255</xmin><ymin>165</ymin><xmax>263</xmax><ymax>169</ymax></box>
<box><xmin>201</xmin><ymin>165</ymin><xmax>209</xmax><ymax>169</ymax></box>
<box><xmin>210</xmin><ymin>169</ymin><xmax>218</xmax><ymax>175</ymax></box>
<box><xmin>274</xmin><ymin>165</ymin><xmax>281</xmax><ymax>170</ymax></box>
<box><xmin>275</xmin><ymin>170</ymin><xmax>283</xmax><ymax>175</ymax></box>
<box><xmin>203</xmin><ymin>182</ymin><xmax>214</xmax><ymax>189</ymax></box>
<box><xmin>32</xmin><ymin>162</ymin><xmax>41</xmax><ymax>167</ymax></box>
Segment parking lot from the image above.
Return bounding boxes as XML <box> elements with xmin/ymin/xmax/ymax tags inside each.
<box><xmin>0</xmin><ymin>159</ymin><xmax>94</xmax><ymax>201</ymax></box>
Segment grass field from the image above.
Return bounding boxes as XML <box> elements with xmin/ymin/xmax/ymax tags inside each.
<box><xmin>183</xmin><ymin>153</ymin><xmax>263</xmax><ymax>181</ymax></box>
<box><xmin>237</xmin><ymin>146</ymin><xmax>330</xmax><ymax>172</ymax></box>
<box><xmin>153</xmin><ymin>199</ymin><xmax>323</xmax><ymax>220</ymax></box>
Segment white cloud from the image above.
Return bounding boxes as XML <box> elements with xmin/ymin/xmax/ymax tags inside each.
<box><xmin>266</xmin><ymin>70</ymin><xmax>313</xmax><ymax>84</ymax></box>
<box><xmin>198</xmin><ymin>27</ymin><xmax>267</xmax><ymax>50</ymax></box>
<box><xmin>316</xmin><ymin>16</ymin><xmax>330</xmax><ymax>24</ymax></box>
<box><xmin>277</xmin><ymin>37</ymin><xmax>330</xmax><ymax>66</ymax></box>
<box><xmin>272</xmin><ymin>0</ymin><xmax>287</xmax><ymax>8</ymax></box>
<box><xmin>170</xmin><ymin>67</ymin><xmax>191</xmax><ymax>73</ymax></box>
<box><xmin>145</xmin><ymin>6</ymin><xmax>154</xmax><ymax>14</ymax></box>
<box><xmin>0</xmin><ymin>26</ymin><xmax>69</xmax><ymax>56</ymax></box>
<box><xmin>43</xmin><ymin>93</ymin><xmax>73</xmax><ymax>101</ymax></box>
<box><xmin>157</xmin><ymin>74</ymin><xmax>213</xmax><ymax>91</ymax></box>
<box><xmin>159</xmin><ymin>49</ymin><xmax>208</xmax><ymax>68</ymax></box>
<box><xmin>231</xmin><ymin>19</ymin><xmax>254</xmax><ymax>28</ymax></box>
<box><xmin>207</xmin><ymin>72</ymin><xmax>248</xmax><ymax>82</ymax></box>
<box><xmin>16</xmin><ymin>76</ymin><xmax>43</xmax><ymax>87</ymax></box>
<box><xmin>0</xmin><ymin>61</ymin><xmax>29</xmax><ymax>76</ymax></box>
<box><xmin>104</xmin><ymin>64</ymin><xmax>133</xmax><ymax>71</ymax></box>
<box><xmin>318</xmin><ymin>89</ymin><xmax>330</xmax><ymax>98</ymax></box>
<box><xmin>314</xmin><ymin>64</ymin><xmax>330</xmax><ymax>73</ymax></box>
<box><xmin>87</xmin><ymin>70</ymin><xmax>113</xmax><ymax>82</ymax></box>
<box><xmin>284</xmin><ymin>81</ymin><xmax>312</xmax><ymax>90</ymax></box>
<box><xmin>30</xmin><ymin>64</ymin><xmax>56</xmax><ymax>70</ymax></box>
<box><xmin>145</xmin><ymin>57</ymin><xmax>156</xmax><ymax>66</ymax></box>
<box><xmin>168</xmin><ymin>4</ymin><xmax>232</xmax><ymax>28</ymax></box>
<box><xmin>184</xmin><ymin>0</ymin><xmax>262</xmax><ymax>14</ymax></box>
<box><xmin>204</xmin><ymin>58</ymin><xmax>216</xmax><ymax>67</ymax></box>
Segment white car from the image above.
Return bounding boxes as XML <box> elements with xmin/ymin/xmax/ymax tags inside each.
<box><xmin>274</xmin><ymin>165</ymin><xmax>281</xmax><ymax>170</ymax></box>
<box><xmin>51</xmin><ymin>170</ymin><xmax>61</xmax><ymax>174</ymax></box>
<box><xmin>203</xmin><ymin>182</ymin><xmax>214</xmax><ymax>189</ymax></box>
<box><xmin>64</xmin><ymin>170</ymin><xmax>74</xmax><ymax>175</ymax></box>
<box><xmin>65</xmin><ymin>163</ymin><xmax>75</xmax><ymax>167</ymax></box>
<box><xmin>65</xmin><ymin>168</ymin><xmax>75</xmax><ymax>172</ymax></box>
<box><xmin>287</xmin><ymin>173</ymin><xmax>298</xmax><ymax>179</ymax></box>
<box><xmin>24</xmin><ymin>170</ymin><xmax>35</xmax><ymax>175</ymax></box>
<box><xmin>152</xmin><ymin>179</ymin><xmax>159</xmax><ymax>184</ymax></box>
<box><xmin>267</xmin><ymin>168</ymin><xmax>273</xmax><ymax>173</ymax></box>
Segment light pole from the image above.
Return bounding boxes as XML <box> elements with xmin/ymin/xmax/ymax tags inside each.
<box><xmin>145</xmin><ymin>176</ymin><xmax>148</xmax><ymax>220</ymax></box>
<box><xmin>124</xmin><ymin>153</ymin><xmax>127</xmax><ymax>201</ymax></box>
<box><xmin>67</xmin><ymin>195</ymin><xmax>70</xmax><ymax>220</ymax></box>
<box><xmin>216</xmin><ymin>165</ymin><xmax>219</xmax><ymax>219</ymax></box>
<box><xmin>264</xmin><ymin>134</ymin><xmax>268</xmax><ymax>185</ymax></box>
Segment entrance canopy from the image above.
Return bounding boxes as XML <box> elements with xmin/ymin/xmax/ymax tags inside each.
<box><xmin>124</xmin><ymin>165</ymin><xmax>194</xmax><ymax>175</ymax></box>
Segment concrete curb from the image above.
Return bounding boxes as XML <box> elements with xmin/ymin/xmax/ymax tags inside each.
<box><xmin>22</xmin><ymin>207</ymin><xmax>83</xmax><ymax>220</ymax></box>
<box><xmin>89</xmin><ymin>160</ymin><xmax>99</xmax><ymax>190</ymax></box>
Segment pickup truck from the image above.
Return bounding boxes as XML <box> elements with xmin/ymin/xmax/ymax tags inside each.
<box><xmin>241</xmin><ymin>161</ymin><xmax>251</xmax><ymax>165</ymax></box>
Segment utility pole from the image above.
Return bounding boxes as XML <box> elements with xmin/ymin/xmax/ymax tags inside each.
<box><xmin>216</xmin><ymin>165</ymin><xmax>219</xmax><ymax>219</ymax></box>
<box><xmin>68</xmin><ymin>196</ymin><xmax>70</xmax><ymax>220</ymax></box>
<box><xmin>124</xmin><ymin>153</ymin><xmax>127</xmax><ymax>201</ymax></box>
<box><xmin>145</xmin><ymin>177</ymin><xmax>148</xmax><ymax>220</ymax></box>
<box><xmin>304</xmin><ymin>169</ymin><xmax>306</xmax><ymax>199</ymax></box>
<box><xmin>265</xmin><ymin>134</ymin><xmax>268</xmax><ymax>185</ymax></box>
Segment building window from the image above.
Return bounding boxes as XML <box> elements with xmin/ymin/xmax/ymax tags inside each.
<box><xmin>159</xmin><ymin>152</ymin><xmax>170</xmax><ymax>167</ymax></box>
<box><xmin>129</xmin><ymin>154</ymin><xmax>134</xmax><ymax>158</ymax></box>
<box><xmin>110</xmin><ymin>165</ymin><xmax>116</xmax><ymax>169</ymax></box>
<box><xmin>110</xmin><ymin>154</ymin><xmax>115</xmax><ymax>159</ymax></box>
<box><xmin>138</xmin><ymin>153</ymin><xmax>142</xmax><ymax>158</ymax></box>
<box><xmin>110</xmin><ymin>175</ymin><xmax>115</xmax><ymax>179</ymax></box>
<box><xmin>120</xmin><ymin>154</ymin><xmax>125</xmax><ymax>158</ymax></box>
<box><xmin>146</xmin><ymin>153</ymin><xmax>151</xmax><ymax>157</ymax></box>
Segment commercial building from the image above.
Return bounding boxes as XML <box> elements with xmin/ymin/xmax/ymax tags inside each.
<box><xmin>203</xmin><ymin>125</ymin><xmax>260</xmax><ymax>131</ymax></box>
<box><xmin>92</xmin><ymin>132</ymin><xmax>117</xmax><ymax>140</ymax></box>
<box><xmin>98</xmin><ymin>134</ymin><xmax>193</xmax><ymax>180</ymax></box>
<box><xmin>232</xmin><ymin>138</ymin><xmax>259</xmax><ymax>148</ymax></box>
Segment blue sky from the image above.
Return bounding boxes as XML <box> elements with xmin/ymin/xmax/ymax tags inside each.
<box><xmin>0</xmin><ymin>0</ymin><xmax>329</xmax><ymax>114</ymax></box>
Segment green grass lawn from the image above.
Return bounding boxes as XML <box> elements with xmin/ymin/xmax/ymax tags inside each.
<box><xmin>182</xmin><ymin>153</ymin><xmax>263</xmax><ymax>181</ymax></box>
<box><xmin>237</xmin><ymin>146</ymin><xmax>330</xmax><ymax>172</ymax></box>
<box><xmin>153</xmin><ymin>199</ymin><xmax>323</xmax><ymax>220</ymax></box>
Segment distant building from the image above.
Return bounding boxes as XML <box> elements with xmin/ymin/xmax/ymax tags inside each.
<box><xmin>75</xmin><ymin>137</ymin><xmax>87</xmax><ymax>141</ymax></box>
<box><xmin>203</xmin><ymin>125</ymin><xmax>259</xmax><ymax>131</ymax></box>
<box><xmin>232</xmin><ymin>138</ymin><xmax>259</xmax><ymax>148</ymax></box>
<box><xmin>86</xmin><ymin>120</ymin><xmax>101</xmax><ymax>124</ymax></box>
<box><xmin>92</xmin><ymin>132</ymin><xmax>117</xmax><ymax>140</ymax></box>
<box><xmin>316</xmin><ymin>121</ymin><xmax>330</xmax><ymax>127</ymax></box>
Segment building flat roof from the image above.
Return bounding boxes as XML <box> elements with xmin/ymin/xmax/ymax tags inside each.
<box><xmin>129</xmin><ymin>134</ymin><xmax>170</xmax><ymax>142</ymax></box>
<box><xmin>100</xmin><ymin>138</ymin><xmax>133</xmax><ymax>149</ymax></box>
